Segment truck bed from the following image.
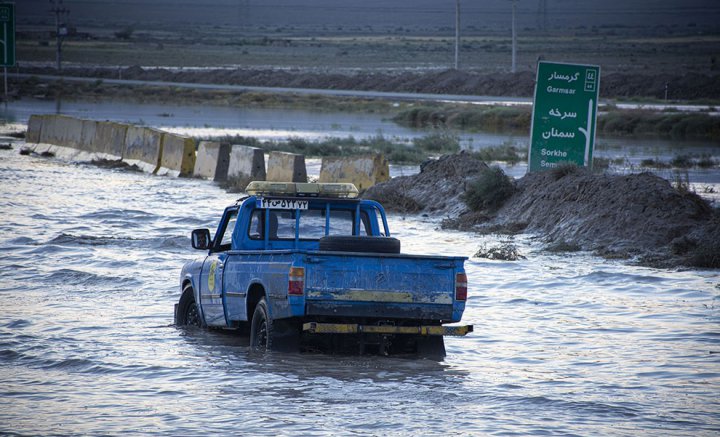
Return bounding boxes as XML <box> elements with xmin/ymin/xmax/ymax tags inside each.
<box><xmin>221</xmin><ymin>249</ymin><xmax>466</xmax><ymax>324</ymax></box>
<box><xmin>303</xmin><ymin>250</ymin><xmax>465</xmax><ymax>322</ymax></box>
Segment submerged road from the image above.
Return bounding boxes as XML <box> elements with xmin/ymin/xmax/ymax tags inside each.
<box><xmin>16</xmin><ymin>73</ymin><xmax>531</xmax><ymax>106</ymax></box>
<box><xmin>15</xmin><ymin>73</ymin><xmax>719</xmax><ymax>112</ymax></box>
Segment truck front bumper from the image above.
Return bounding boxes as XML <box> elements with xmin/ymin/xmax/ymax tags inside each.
<box><xmin>302</xmin><ymin>322</ymin><xmax>473</xmax><ymax>336</ymax></box>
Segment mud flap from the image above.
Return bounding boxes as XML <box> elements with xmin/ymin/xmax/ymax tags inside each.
<box><xmin>416</xmin><ymin>336</ymin><xmax>446</xmax><ymax>359</ymax></box>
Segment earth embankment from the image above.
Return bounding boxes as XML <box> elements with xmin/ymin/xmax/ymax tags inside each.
<box><xmin>364</xmin><ymin>153</ymin><xmax>720</xmax><ymax>268</ymax></box>
<box><xmin>363</xmin><ymin>153</ymin><xmax>489</xmax><ymax>218</ymax></box>
<box><xmin>20</xmin><ymin>66</ymin><xmax>720</xmax><ymax>100</ymax></box>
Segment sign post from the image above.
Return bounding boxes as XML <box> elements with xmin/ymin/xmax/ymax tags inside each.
<box><xmin>0</xmin><ymin>3</ymin><xmax>15</xmax><ymax>102</ymax></box>
<box><xmin>528</xmin><ymin>61</ymin><xmax>600</xmax><ymax>172</ymax></box>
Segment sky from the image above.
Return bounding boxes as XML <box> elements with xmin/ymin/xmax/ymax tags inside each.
<box><xmin>18</xmin><ymin>0</ymin><xmax>720</xmax><ymax>31</ymax></box>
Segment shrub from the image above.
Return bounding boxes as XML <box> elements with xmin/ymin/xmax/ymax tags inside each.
<box><xmin>472</xmin><ymin>145</ymin><xmax>526</xmax><ymax>165</ymax></box>
<box><xmin>671</xmin><ymin>170</ymin><xmax>692</xmax><ymax>194</ymax></box>
<box><xmin>697</xmin><ymin>156</ymin><xmax>717</xmax><ymax>168</ymax></box>
<box><xmin>392</xmin><ymin>106</ymin><xmax>532</xmax><ymax>133</ymax></box>
<box><xmin>671</xmin><ymin>154</ymin><xmax>694</xmax><ymax>168</ymax></box>
<box><xmin>688</xmin><ymin>239</ymin><xmax>720</xmax><ymax>268</ymax></box>
<box><xmin>641</xmin><ymin>158</ymin><xmax>663</xmax><ymax>168</ymax></box>
<box><xmin>549</xmin><ymin>162</ymin><xmax>580</xmax><ymax>180</ymax></box>
<box><xmin>597</xmin><ymin>110</ymin><xmax>720</xmax><ymax>140</ymax></box>
<box><xmin>114</xmin><ymin>27</ymin><xmax>134</xmax><ymax>40</ymax></box>
<box><xmin>463</xmin><ymin>166</ymin><xmax>515</xmax><ymax>212</ymax></box>
<box><xmin>412</xmin><ymin>131</ymin><xmax>460</xmax><ymax>153</ymax></box>
<box><xmin>592</xmin><ymin>157</ymin><xmax>611</xmax><ymax>170</ymax></box>
<box><xmin>474</xmin><ymin>243</ymin><xmax>526</xmax><ymax>261</ymax></box>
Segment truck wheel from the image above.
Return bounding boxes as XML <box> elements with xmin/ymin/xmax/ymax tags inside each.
<box><xmin>250</xmin><ymin>298</ymin><xmax>300</xmax><ymax>352</ymax></box>
<box><xmin>250</xmin><ymin>298</ymin><xmax>271</xmax><ymax>349</ymax></box>
<box><xmin>319</xmin><ymin>236</ymin><xmax>401</xmax><ymax>254</ymax></box>
<box><xmin>176</xmin><ymin>285</ymin><xmax>203</xmax><ymax>327</ymax></box>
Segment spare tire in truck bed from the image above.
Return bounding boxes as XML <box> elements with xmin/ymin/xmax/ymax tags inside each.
<box><xmin>319</xmin><ymin>236</ymin><xmax>401</xmax><ymax>254</ymax></box>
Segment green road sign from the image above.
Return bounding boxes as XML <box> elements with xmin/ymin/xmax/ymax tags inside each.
<box><xmin>0</xmin><ymin>3</ymin><xmax>15</xmax><ymax>67</ymax></box>
<box><xmin>528</xmin><ymin>61</ymin><xmax>600</xmax><ymax>172</ymax></box>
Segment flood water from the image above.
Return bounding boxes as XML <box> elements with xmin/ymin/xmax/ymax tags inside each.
<box><xmin>5</xmin><ymin>97</ymin><xmax>720</xmax><ymax>203</ymax></box>
<box><xmin>1</xmin><ymin>141</ymin><xmax>719</xmax><ymax>435</ymax></box>
<box><xmin>4</xmin><ymin>98</ymin><xmax>720</xmax><ymax>159</ymax></box>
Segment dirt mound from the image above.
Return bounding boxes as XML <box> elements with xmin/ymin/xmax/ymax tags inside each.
<box><xmin>363</xmin><ymin>152</ymin><xmax>488</xmax><ymax>217</ymax></box>
<box><xmin>21</xmin><ymin>66</ymin><xmax>720</xmax><ymax>100</ymax></box>
<box><xmin>369</xmin><ymin>152</ymin><xmax>719</xmax><ymax>267</ymax></box>
<box><xmin>445</xmin><ymin>167</ymin><xmax>719</xmax><ymax>268</ymax></box>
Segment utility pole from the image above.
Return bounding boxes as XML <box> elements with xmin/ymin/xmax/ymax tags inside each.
<box><xmin>454</xmin><ymin>0</ymin><xmax>460</xmax><ymax>70</ymax></box>
<box><xmin>49</xmin><ymin>0</ymin><xmax>69</xmax><ymax>71</ymax></box>
<box><xmin>511</xmin><ymin>0</ymin><xmax>517</xmax><ymax>73</ymax></box>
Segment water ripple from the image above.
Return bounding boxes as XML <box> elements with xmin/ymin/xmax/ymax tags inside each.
<box><xmin>0</xmin><ymin>146</ymin><xmax>718</xmax><ymax>436</ymax></box>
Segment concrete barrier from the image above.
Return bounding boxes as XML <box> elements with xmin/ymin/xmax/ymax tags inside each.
<box><xmin>227</xmin><ymin>145</ymin><xmax>266</xmax><ymax>182</ymax></box>
<box><xmin>124</xmin><ymin>126</ymin><xmax>164</xmax><ymax>173</ymax></box>
<box><xmin>266</xmin><ymin>151</ymin><xmax>307</xmax><ymax>182</ymax></box>
<box><xmin>25</xmin><ymin>143</ymin><xmax>54</xmax><ymax>155</ymax></box>
<box><xmin>26</xmin><ymin>114</ymin><xmax>45</xmax><ymax>144</ymax></box>
<box><xmin>92</xmin><ymin>121</ymin><xmax>128</xmax><ymax>158</ymax></box>
<box><xmin>319</xmin><ymin>153</ymin><xmax>390</xmax><ymax>190</ymax></box>
<box><xmin>194</xmin><ymin>141</ymin><xmax>230</xmax><ymax>181</ymax></box>
<box><xmin>25</xmin><ymin>142</ymin><xmax>88</xmax><ymax>162</ymax></box>
<box><xmin>79</xmin><ymin>119</ymin><xmax>98</xmax><ymax>152</ymax></box>
<box><xmin>36</xmin><ymin>115</ymin><xmax>59</xmax><ymax>145</ymax></box>
<box><xmin>39</xmin><ymin>115</ymin><xmax>84</xmax><ymax>149</ymax></box>
<box><xmin>159</xmin><ymin>133</ymin><xmax>196</xmax><ymax>176</ymax></box>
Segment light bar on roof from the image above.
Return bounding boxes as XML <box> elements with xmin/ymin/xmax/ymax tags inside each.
<box><xmin>245</xmin><ymin>181</ymin><xmax>359</xmax><ymax>198</ymax></box>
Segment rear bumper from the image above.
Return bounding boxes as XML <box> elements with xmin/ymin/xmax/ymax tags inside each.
<box><xmin>302</xmin><ymin>322</ymin><xmax>473</xmax><ymax>336</ymax></box>
<box><xmin>305</xmin><ymin>300</ymin><xmax>454</xmax><ymax>320</ymax></box>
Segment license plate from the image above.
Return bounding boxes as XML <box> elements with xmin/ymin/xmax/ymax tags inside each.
<box><xmin>258</xmin><ymin>198</ymin><xmax>309</xmax><ymax>210</ymax></box>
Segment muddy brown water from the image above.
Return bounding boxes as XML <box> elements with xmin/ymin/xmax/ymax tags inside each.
<box><xmin>1</xmin><ymin>142</ymin><xmax>719</xmax><ymax>435</ymax></box>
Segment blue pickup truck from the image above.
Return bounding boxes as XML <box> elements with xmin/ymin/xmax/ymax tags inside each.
<box><xmin>174</xmin><ymin>181</ymin><xmax>472</xmax><ymax>357</ymax></box>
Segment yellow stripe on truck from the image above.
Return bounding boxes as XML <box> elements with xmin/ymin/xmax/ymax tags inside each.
<box><xmin>302</xmin><ymin>322</ymin><xmax>473</xmax><ymax>336</ymax></box>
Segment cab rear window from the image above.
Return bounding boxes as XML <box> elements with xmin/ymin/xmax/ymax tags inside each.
<box><xmin>248</xmin><ymin>208</ymin><xmax>369</xmax><ymax>240</ymax></box>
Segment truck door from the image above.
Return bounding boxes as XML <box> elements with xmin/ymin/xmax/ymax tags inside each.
<box><xmin>198</xmin><ymin>209</ymin><xmax>238</xmax><ymax>327</ymax></box>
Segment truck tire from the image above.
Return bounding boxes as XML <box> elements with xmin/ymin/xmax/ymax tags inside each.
<box><xmin>319</xmin><ymin>236</ymin><xmax>401</xmax><ymax>254</ymax></box>
<box><xmin>250</xmin><ymin>298</ymin><xmax>299</xmax><ymax>352</ymax></box>
<box><xmin>250</xmin><ymin>299</ymin><xmax>271</xmax><ymax>349</ymax></box>
<box><xmin>176</xmin><ymin>285</ymin><xmax>204</xmax><ymax>327</ymax></box>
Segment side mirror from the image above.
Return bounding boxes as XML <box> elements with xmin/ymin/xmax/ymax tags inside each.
<box><xmin>191</xmin><ymin>229</ymin><xmax>212</xmax><ymax>250</ymax></box>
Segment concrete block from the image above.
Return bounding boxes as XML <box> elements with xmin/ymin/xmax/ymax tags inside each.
<box><xmin>27</xmin><ymin>143</ymin><xmax>53</xmax><ymax>155</ymax></box>
<box><xmin>193</xmin><ymin>141</ymin><xmax>231</xmax><ymax>181</ymax></box>
<box><xmin>92</xmin><ymin>121</ymin><xmax>128</xmax><ymax>158</ymax></box>
<box><xmin>39</xmin><ymin>115</ymin><xmax>84</xmax><ymax>148</ymax></box>
<box><xmin>319</xmin><ymin>153</ymin><xmax>390</xmax><ymax>191</ymax></box>
<box><xmin>266</xmin><ymin>151</ymin><xmax>307</xmax><ymax>183</ymax></box>
<box><xmin>26</xmin><ymin>114</ymin><xmax>45</xmax><ymax>144</ymax></box>
<box><xmin>37</xmin><ymin>115</ymin><xmax>59</xmax><ymax>145</ymax></box>
<box><xmin>79</xmin><ymin>119</ymin><xmax>98</xmax><ymax>151</ymax></box>
<box><xmin>227</xmin><ymin>145</ymin><xmax>266</xmax><ymax>182</ymax></box>
<box><xmin>123</xmin><ymin>126</ymin><xmax>164</xmax><ymax>172</ymax></box>
<box><xmin>160</xmin><ymin>133</ymin><xmax>196</xmax><ymax>176</ymax></box>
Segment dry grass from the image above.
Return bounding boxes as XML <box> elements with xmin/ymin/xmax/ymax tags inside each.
<box><xmin>17</xmin><ymin>22</ymin><xmax>720</xmax><ymax>75</ymax></box>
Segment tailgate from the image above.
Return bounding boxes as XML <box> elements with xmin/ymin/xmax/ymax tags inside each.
<box><xmin>303</xmin><ymin>252</ymin><xmax>461</xmax><ymax>320</ymax></box>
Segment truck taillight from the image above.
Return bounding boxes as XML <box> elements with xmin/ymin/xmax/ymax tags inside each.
<box><xmin>455</xmin><ymin>272</ymin><xmax>467</xmax><ymax>301</ymax></box>
<box><xmin>288</xmin><ymin>267</ymin><xmax>305</xmax><ymax>295</ymax></box>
